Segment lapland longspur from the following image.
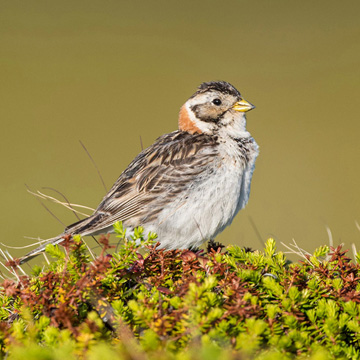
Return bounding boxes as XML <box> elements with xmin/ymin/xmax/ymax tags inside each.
<box><xmin>20</xmin><ymin>81</ymin><xmax>259</xmax><ymax>263</ymax></box>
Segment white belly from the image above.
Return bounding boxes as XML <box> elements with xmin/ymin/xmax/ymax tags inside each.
<box><xmin>146</xmin><ymin>139</ymin><xmax>258</xmax><ymax>249</ymax></box>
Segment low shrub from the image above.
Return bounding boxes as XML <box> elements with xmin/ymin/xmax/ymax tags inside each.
<box><xmin>0</xmin><ymin>223</ymin><xmax>359</xmax><ymax>359</ymax></box>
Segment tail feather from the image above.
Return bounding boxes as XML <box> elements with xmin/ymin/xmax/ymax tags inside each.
<box><xmin>19</xmin><ymin>214</ymin><xmax>104</xmax><ymax>264</ymax></box>
<box><xmin>19</xmin><ymin>235</ymin><xmax>66</xmax><ymax>264</ymax></box>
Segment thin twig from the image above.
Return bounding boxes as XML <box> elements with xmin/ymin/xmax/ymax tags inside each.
<box><xmin>90</xmin><ymin>235</ymin><xmax>102</xmax><ymax>250</ymax></box>
<box><xmin>42</xmin><ymin>251</ymin><xmax>50</xmax><ymax>265</ymax></box>
<box><xmin>0</xmin><ymin>260</ymin><xmax>19</xmax><ymax>281</ymax></box>
<box><xmin>27</xmin><ymin>189</ymin><xmax>94</xmax><ymax>216</ymax></box>
<box><xmin>84</xmin><ymin>241</ymin><xmax>96</xmax><ymax>261</ymax></box>
<box><xmin>42</xmin><ymin>187</ymin><xmax>80</xmax><ymax>221</ymax></box>
<box><xmin>79</xmin><ymin>140</ymin><xmax>107</xmax><ymax>192</ymax></box>
<box><xmin>290</xmin><ymin>239</ymin><xmax>312</xmax><ymax>256</ymax></box>
<box><xmin>281</xmin><ymin>242</ymin><xmax>304</xmax><ymax>258</ymax></box>
<box><xmin>324</xmin><ymin>225</ymin><xmax>334</xmax><ymax>261</ymax></box>
<box><xmin>355</xmin><ymin>220</ymin><xmax>360</xmax><ymax>232</ymax></box>
<box><xmin>30</xmin><ymin>189</ymin><xmax>95</xmax><ymax>211</ymax></box>
<box><xmin>248</xmin><ymin>216</ymin><xmax>265</xmax><ymax>248</ymax></box>
<box><xmin>5</xmin><ymin>250</ymin><xmax>27</xmax><ymax>276</ymax></box>
<box><xmin>193</xmin><ymin>217</ymin><xmax>205</xmax><ymax>243</ymax></box>
<box><xmin>25</xmin><ymin>184</ymin><xmax>66</xmax><ymax>226</ymax></box>
<box><xmin>1</xmin><ymin>235</ymin><xmax>54</xmax><ymax>249</ymax></box>
<box><xmin>325</xmin><ymin>225</ymin><xmax>333</xmax><ymax>248</ymax></box>
<box><xmin>280</xmin><ymin>240</ymin><xmax>313</xmax><ymax>266</ymax></box>
<box><xmin>351</xmin><ymin>243</ymin><xmax>358</xmax><ymax>264</ymax></box>
<box><xmin>0</xmin><ymin>250</ymin><xmax>20</xmax><ymax>282</ymax></box>
<box><xmin>0</xmin><ymin>248</ymin><xmax>9</xmax><ymax>263</ymax></box>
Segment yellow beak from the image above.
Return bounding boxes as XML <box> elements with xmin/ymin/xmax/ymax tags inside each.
<box><xmin>232</xmin><ymin>99</ymin><xmax>255</xmax><ymax>112</ymax></box>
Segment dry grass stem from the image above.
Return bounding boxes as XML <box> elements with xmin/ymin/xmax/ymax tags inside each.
<box><xmin>27</xmin><ymin>189</ymin><xmax>95</xmax><ymax>216</ymax></box>
<box><xmin>281</xmin><ymin>239</ymin><xmax>313</xmax><ymax>266</ymax></box>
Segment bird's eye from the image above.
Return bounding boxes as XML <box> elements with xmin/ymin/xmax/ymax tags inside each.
<box><xmin>212</xmin><ymin>98</ymin><xmax>222</xmax><ymax>106</ymax></box>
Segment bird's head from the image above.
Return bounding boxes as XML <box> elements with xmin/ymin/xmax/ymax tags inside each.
<box><xmin>179</xmin><ymin>81</ymin><xmax>255</xmax><ymax>136</ymax></box>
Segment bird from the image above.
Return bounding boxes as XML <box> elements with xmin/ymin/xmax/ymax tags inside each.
<box><xmin>20</xmin><ymin>81</ymin><xmax>259</xmax><ymax>264</ymax></box>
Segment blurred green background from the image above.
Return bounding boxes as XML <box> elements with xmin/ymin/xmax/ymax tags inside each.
<box><xmin>1</xmin><ymin>0</ymin><xmax>359</xmax><ymax>261</ymax></box>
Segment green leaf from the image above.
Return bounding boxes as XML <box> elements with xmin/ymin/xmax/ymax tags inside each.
<box><xmin>113</xmin><ymin>221</ymin><xmax>126</xmax><ymax>238</ymax></box>
<box><xmin>45</xmin><ymin>244</ymin><xmax>65</xmax><ymax>260</ymax></box>
<box><xmin>265</xmin><ymin>238</ymin><xmax>276</xmax><ymax>257</ymax></box>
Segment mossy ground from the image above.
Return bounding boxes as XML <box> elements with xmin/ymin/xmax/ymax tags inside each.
<box><xmin>1</xmin><ymin>223</ymin><xmax>360</xmax><ymax>359</ymax></box>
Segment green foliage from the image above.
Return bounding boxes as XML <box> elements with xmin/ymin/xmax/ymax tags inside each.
<box><xmin>0</xmin><ymin>225</ymin><xmax>360</xmax><ymax>359</ymax></box>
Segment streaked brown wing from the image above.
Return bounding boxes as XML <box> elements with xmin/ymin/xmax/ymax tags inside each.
<box><xmin>73</xmin><ymin>131</ymin><xmax>219</xmax><ymax>235</ymax></box>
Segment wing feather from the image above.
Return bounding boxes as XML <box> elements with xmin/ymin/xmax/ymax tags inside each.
<box><xmin>75</xmin><ymin>131</ymin><xmax>219</xmax><ymax>234</ymax></box>
<box><xmin>20</xmin><ymin>131</ymin><xmax>219</xmax><ymax>263</ymax></box>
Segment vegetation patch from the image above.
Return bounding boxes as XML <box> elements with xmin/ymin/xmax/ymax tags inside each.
<box><xmin>0</xmin><ymin>223</ymin><xmax>360</xmax><ymax>359</ymax></box>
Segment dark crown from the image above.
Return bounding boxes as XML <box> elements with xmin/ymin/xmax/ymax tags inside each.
<box><xmin>195</xmin><ymin>81</ymin><xmax>241</xmax><ymax>98</ymax></box>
